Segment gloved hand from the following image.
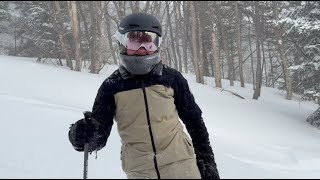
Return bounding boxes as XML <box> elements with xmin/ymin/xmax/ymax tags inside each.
<box><xmin>196</xmin><ymin>153</ymin><xmax>220</xmax><ymax>179</ymax></box>
<box><xmin>69</xmin><ymin>111</ymin><xmax>104</xmax><ymax>151</ymax></box>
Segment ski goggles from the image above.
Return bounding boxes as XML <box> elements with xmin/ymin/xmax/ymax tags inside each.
<box><xmin>116</xmin><ymin>30</ymin><xmax>162</xmax><ymax>52</ymax></box>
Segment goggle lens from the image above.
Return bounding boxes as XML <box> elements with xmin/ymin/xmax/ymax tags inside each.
<box><xmin>117</xmin><ymin>31</ymin><xmax>161</xmax><ymax>52</ymax></box>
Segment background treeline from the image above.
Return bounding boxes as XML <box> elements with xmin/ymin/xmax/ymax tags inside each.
<box><xmin>0</xmin><ymin>1</ymin><xmax>319</xmax><ymax>104</ymax></box>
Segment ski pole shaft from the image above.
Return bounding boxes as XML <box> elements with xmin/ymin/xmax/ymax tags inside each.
<box><xmin>83</xmin><ymin>111</ymin><xmax>92</xmax><ymax>179</ymax></box>
<box><xmin>83</xmin><ymin>142</ymin><xmax>89</xmax><ymax>179</ymax></box>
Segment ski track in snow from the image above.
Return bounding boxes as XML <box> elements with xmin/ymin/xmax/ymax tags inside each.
<box><xmin>223</xmin><ymin>142</ymin><xmax>320</xmax><ymax>172</ymax></box>
<box><xmin>0</xmin><ymin>92</ymin><xmax>83</xmax><ymax>113</ymax></box>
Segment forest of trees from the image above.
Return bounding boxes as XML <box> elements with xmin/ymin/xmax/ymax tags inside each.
<box><xmin>0</xmin><ymin>1</ymin><xmax>319</xmax><ymax>125</ymax></box>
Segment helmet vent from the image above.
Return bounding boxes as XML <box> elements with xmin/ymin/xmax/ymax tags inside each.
<box><xmin>129</xmin><ymin>24</ymin><xmax>139</xmax><ymax>27</ymax></box>
<box><xmin>152</xmin><ymin>26</ymin><xmax>159</xmax><ymax>29</ymax></box>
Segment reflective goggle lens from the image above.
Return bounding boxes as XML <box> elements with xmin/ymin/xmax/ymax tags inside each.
<box><xmin>118</xmin><ymin>31</ymin><xmax>161</xmax><ymax>52</ymax></box>
<box><xmin>127</xmin><ymin>41</ymin><xmax>157</xmax><ymax>52</ymax></box>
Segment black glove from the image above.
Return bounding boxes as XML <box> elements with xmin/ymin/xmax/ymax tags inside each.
<box><xmin>69</xmin><ymin>111</ymin><xmax>105</xmax><ymax>151</ymax></box>
<box><xmin>196</xmin><ymin>153</ymin><xmax>220</xmax><ymax>179</ymax></box>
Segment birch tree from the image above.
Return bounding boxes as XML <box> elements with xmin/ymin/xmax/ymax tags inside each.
<box><xmin>253</xmin><ymin>1</ymin><xmax>263</xmax><ymax>99</ymax></box>
<box><xmin>67</xmin><ymin>1</ymin><xmax>81</xmax><ymax>71</ymax></box>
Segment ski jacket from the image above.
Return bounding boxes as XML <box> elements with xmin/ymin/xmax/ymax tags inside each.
<box><xmin>69</xmin><ymin>62</ymin><xmax>218</xmax><ymax>178</ymax></box>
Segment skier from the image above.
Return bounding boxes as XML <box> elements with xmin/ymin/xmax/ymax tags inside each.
<box><xmin>68</xmin><ymin>12</ymin><xmax>220</xmax><ymax>179</ymax></box>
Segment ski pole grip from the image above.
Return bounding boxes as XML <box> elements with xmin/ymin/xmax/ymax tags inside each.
<box><xmin>83</xmin><ymin>111</ymin><xmax>92</xmax><ymax>124</ymax></box>
<box><xmin>83</xmin><ymin>111</ymin><xmax>92</xmax><ymax>144</ymax></box>
<box><xmin>83</xmin><ymin>111</ymin><xmax>91</xmax><ymax>121</ymax></box>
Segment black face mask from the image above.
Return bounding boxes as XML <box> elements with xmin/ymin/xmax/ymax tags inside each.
<box><xmin>119</xmin><ymin>52</ymin><xmax>161</xmax><ymax>75</ymax></box>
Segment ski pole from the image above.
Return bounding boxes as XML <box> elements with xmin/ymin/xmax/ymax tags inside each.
<box><xmin>83</xmin><ymin>111</ymin><xmax>91</xmax><ymax>179</ymax></box>
<box><xmin>83</xmin><ymin>142</ymin><xmax>89</xmax><ymax>179</ymax></box>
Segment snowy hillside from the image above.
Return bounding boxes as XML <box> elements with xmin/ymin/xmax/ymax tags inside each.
<box><xmin>0</xmin><ymin>55</ymin><xmax>319</xmax><ymax>179</ymax></box>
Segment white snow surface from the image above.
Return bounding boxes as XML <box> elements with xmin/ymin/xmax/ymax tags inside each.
<box><xmin>0</xmin><ymin>55</ymin><xmax>319</xmax><ymax>179</ymax></box>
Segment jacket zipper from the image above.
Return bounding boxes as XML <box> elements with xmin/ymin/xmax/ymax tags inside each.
<box><xmin>142</xmin><ymin>82</ymin><xmax>161</xmax><ymax>179</ymax></box>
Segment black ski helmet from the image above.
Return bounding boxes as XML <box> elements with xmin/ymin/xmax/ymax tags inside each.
<box><xmin>118</xmin><ymin>12</ymin><xmax>162</xmax><ymax>37</ymax></box>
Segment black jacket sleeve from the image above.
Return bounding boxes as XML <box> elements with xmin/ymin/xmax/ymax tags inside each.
<box><xmin>90</xmin><ymin>78</ymin><xmax>116</xmax><ymax>139</ymax></box>
<box><xmin>69</xmin><ymin>78</ymin><xmax>116</xmax><ymax>152</ymax></box>
<box><xmin>174</xmin><ymin>72</ymin><xmax>220</xmax><ymax>179</ymax></box>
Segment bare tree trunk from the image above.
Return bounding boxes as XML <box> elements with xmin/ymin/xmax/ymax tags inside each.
<box><xmin>88</xmin><ymin>2</ymin><xmax>98</xmax><ymax>73</ymax></box>
<box><xmin>67</xmin><ymin>1</ymin><xmax>81</xmax><ymax>71</ymax></box>
<box><xmin>201</xmin><ymin>39</ymin><xmax>209</xmax><ymax>77</ymax></box>
<box><xmin>262</xmin><ymin>42</ymin><xmax>267</xmax><ymax>86</ymax></box>
<box><xmin>235</xmin><ymin>1</ymin><xmax>245</xmax><ymax>87</ymax></box>
<box><xmin>215</xmin><ymin>1</ymin><xmax>234</xmax><ymax>86</ymax></box>
<box><xmin>53</xmin><ymin>1</ymin><xmax>73</xmax><ymax>70</ymax></box>
<box><xmin>267</xmin><ymin>41</ymin><xmax>275</xmax><ymax>87</ymax></box>
<box><xmin>161</xmin><ymin>12</ymin><xmax>170</xmax><ymax>67</ymax></box>
<box><xmin>253</xmin><ymin>1</ymin><xmax>263</xmax><ymax>99</ymax></box>
<box><xmin>247</xmin><ymin>14</ymin><xmax>255</xmax><ymax>88</ymax></box>
<box><xmin>230</xmin><ymin>36</ymin><xmax>236</xmax><ymax>81</ymax></box>
<box><xmin>220</xmin><ymin>48</ymin><xmax>224</xmax><ymax>79</ymax></box>
<box><xmin>272</xmin><ymin>1</ymin><xmax>292</xmax><ymax>100</ymax></box>
<box><xmin>79</xmin><ymin>1</ymin><xmax>108</xmax><ymax>74</ymax></box>
<box><xmin>161</xmin><ymin>17</ymin><xmax>169</xmax><ymax>67</ymax></box>
<box><xmin>261</xmin><ymin>4</ymin><xmax>267</xmax><ymax>87</ymax></box>
<box><xmin>178</xmin><ymin>1</ymin><xmax>188</xmax><ymax>73</ymax></box>
<box><xmin>166</xmin><ymin>1</ymin><xmax>178</xmax><ymax>70</ymax></box>
<box><xmin>97</xmin><ymin>1</ymin><xmax>107</xmax><ymax>71</ymax></box>
<box><xmin>174</xmin><ymin>2</ymin><xmax>182</xmax><ymax>72</ymax></box>
<box><xmin>209</xmin><ymin>21</ymin><xmax>215</xmax><ymax>76</ymax></box>
<box><xmin>77</xmin><ymin>2</ymin><xmax>90</xmax><ymax>67</ymax></box>
<box><xmin>222</xmin><ymin>27</ymin><xmax>234</xmax><ymax>86</ymax></box>
<box><xmin>212</xmin><ymin>30</ymin><xmax>222</xmax><ymax>88</ymax></box>
<box><xmin>105</xmin><ymin>11</ymin><xmax>118</xmax><ymax>65</ymax></box>
<box><xmin>182</xmin><ymin>1</ymin><xmax>189</xmax><ymax>73</ymax></box>
<box><xmin>197</xmin><ymin>3</ymin><xmax>204</xmax><ymax>84</ymax></box>
<box><xmin>190</xmin><ymin>1</ymin><xmax>201</xmax><ymax>83</ymax></box>
<box><xmin>77</xmin><ymin>2</ymin><xmax>90</xmax><ymax>44</ymax></box>
<box><xmin>187</xmin><ymin>2</ymin><xmax>194</xmax><ymax>74</ymax></box>
<box><xmin>198</xmin><ymin>1</ymin><xmax>210</xmax><ymax>77</ymax></box>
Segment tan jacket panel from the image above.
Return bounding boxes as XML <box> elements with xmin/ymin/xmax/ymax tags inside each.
<box><xmin>114</xmin><ymin>85</ymin><xmax>195</xmax><ymax>172</ymax></box>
